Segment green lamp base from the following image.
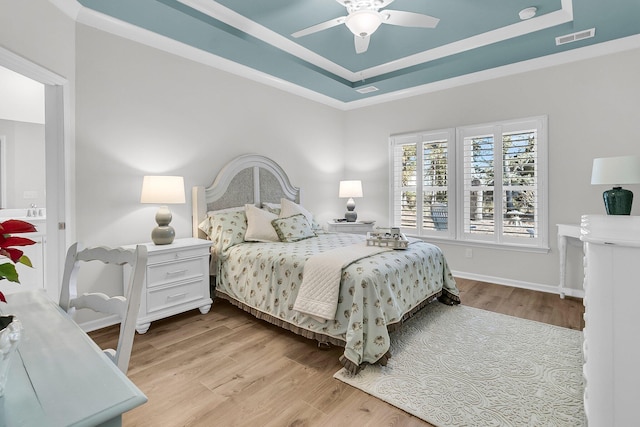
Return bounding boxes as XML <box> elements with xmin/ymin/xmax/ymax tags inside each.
<box><xmin>603</xmin><ymin>187</ymin><xmax>633</xmax><ymax>215</ymax></box>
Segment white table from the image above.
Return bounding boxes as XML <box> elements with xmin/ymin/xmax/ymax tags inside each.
<box><xmin>326</xmin><ymin>221</ymin><xmax>375</xmax><ymax>235</ymax></box>
<box><xmin>0</xmin><ymin>290</ymin><xmax>147</xmax><ymax>426</ymax></box>
<box><xmin>557</xmin><ymin>223</ymin><xmax>581</xmax><ymax>299</ymax></box>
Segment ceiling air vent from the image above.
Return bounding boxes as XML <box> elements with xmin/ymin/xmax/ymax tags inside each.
<box><xmin>356</xmin><ymin>86</ymin><xmax>379</xmax><ymax>94</ymax></box>
<box><xmin>556</xmin><ymin>28</ymin><xmax>595</xmax><ymax>46</ymax></box>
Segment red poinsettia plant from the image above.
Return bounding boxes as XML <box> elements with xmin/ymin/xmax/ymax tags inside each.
<box><xmin>0</xmin><ymin>219</ymin><xmax>37</xmax><ymax>303</ymax></box>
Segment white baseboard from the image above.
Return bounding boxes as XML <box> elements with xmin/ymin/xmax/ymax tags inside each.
<box><xmin>451</xmin><ymin>270</ymin><xmax>585</xmax><ymax>299</ymax></box>
<box><xmin>77</xmin><ymin>314</ymin><xmax>120</xmax><ymax>333</ymax></box>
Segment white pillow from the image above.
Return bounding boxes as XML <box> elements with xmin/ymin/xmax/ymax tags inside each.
<box><xmin>244</xmin><ymin>204</ymin><xmax>280</xmax><ymax>242</ymax></box>
<box><xmin>279</xmin><ymin>198</ymin><xmax>313</xmax><ymax>225</ymax></box>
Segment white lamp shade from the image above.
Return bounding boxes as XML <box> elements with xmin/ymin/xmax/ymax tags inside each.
<box><xmin>140</xmin><ymin>176</ymin><xmax>186</xmax><ymax>204</ymax></box>
<box><xmin>339</xmin><ymin>180</ymin><xmax>363</xmax><ymax>198</ymax></box>
<box><xmin>345</xmin><ymin>10</ymin><xmax>382</xmax><ymax>37</ymax></box>
<box><xmin>591</xmin><ymin>156</ymin><xmax>640</xmax><ymax>185</ymax></box>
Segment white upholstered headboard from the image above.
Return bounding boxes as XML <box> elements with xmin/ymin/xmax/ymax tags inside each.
<box><xmin>192</xmin><ymin>154</ymin><xmax>300</xmax><ymax>238</ymax></box>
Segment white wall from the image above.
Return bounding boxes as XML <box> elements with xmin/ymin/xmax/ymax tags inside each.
<box><xmin>344</xmin><ymin>47</ymin><xmax>640</xmax><ymax>295</ymax></box>
<box><xmin>0</xmin><ymin>66</ymin><xmax>45</xmax><ymax>124</ymax></box>
<box><xmin>0</xmin><ymin>1</ymin><xmax>75</xmax><ymax>79</ymax></box>
<box><xmin>74</xmin><ymin>24</ymin><xmax>346</xmax><ymax>250</ymax></box>
<box><xmin>0</xmin><ymin>120</ymin><xmax>46</xmax><ymax>208</ymax></box>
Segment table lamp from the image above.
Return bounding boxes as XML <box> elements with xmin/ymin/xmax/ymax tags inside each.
<box><xmin>140</xmin><ymin>176</ymin><xmax>186</xmax><ymax>244</ymax></box>
<box><xmin>591</xmin><ymin>156</ymin><xmax>640</xmax><ymax>215</ymax></box>
<box><xmin>339</xmin><ymin>180</ymin><xmax>363</xmax><ymax>222</ymax></box>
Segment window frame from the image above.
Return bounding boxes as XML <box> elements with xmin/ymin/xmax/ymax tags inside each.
<box><xmin>389</xmin><ymin>116</ymin><xmax>549</xmax><ymax>251</ymax></box>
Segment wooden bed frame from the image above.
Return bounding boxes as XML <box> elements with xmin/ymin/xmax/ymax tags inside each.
<box><xmin>192</xmin><ymin>154</ymin><xmax>300</xmax><ymax>239</ymax></box>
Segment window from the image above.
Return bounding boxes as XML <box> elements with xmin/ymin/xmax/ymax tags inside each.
<box><xmin>391</xmin><ymin>130</ymin><xmax>455</xmax><ymax>237</ymax></box>
<box><xmin>390</xmin><ymin>116</ymin><xmax>548</xmax><ymax>249</ymax></box>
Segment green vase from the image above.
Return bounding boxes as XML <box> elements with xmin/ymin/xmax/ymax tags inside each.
<box><xmin>602</xmin><ymin>187</ymin><xmax>633</xmax><ymax>215</ymax></box>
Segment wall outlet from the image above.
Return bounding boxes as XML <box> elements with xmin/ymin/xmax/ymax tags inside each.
<box><xmin>465</xmin><ymin>248</ymin><xmax>473</xmax><ymax>258</ymax></box>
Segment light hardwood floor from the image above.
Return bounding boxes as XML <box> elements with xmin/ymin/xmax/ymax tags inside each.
<box><xmin>90</xmin><ymin>278</ymin><xmax>584</xmax><ymax>426</ymax></box>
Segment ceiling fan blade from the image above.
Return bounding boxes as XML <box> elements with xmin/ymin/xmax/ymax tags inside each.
<box><xmin>382</xmin><ymin>10</ymin><xmax>440</xmax><ymax>28</ymax></box>
<box><xmin>354</xmin><ymin>35</ymin><xmax>370</xmax><ymax>54</ymax></box>
<box><xmin>291</xmin><ymin>16</ymin><xmax>346</xmax><ymax>38</ymax></box>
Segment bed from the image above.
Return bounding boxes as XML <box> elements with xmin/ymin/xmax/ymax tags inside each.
<box><xmin>192</xmin><ymin>154</ymin><xmax>460</xmax><ymax>373</ymax></box>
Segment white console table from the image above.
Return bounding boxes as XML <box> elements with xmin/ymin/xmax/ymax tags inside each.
<box><xmin>0</xmin><ymin>290</ymin><xmax>147</xmax><ymax>426</ymax></box>
<box><xmin>557</xmin><ymin>223</ymin><xmax>581</xmax><ymax>298</ymax></box>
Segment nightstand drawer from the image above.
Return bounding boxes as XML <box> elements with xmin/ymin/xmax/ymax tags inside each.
<box><xmin>147</xmin><ymin>258</ymin><xmax>204</xmax><ymax>288</ymax></box>
<box><xmin>147</xmin><ymin>246</ymin><xmax>210</xmax><ymax>265</ymax></box>
<box><xmin>147</xmin><ymin>279</ymin><xmax>206</xmax><ymax>314</ymax></box>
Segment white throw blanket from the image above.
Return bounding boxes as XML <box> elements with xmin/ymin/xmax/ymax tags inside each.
<box><xmin>293</xmin><ymin>243</ymin><xmax>392</xmax><ymax>321</ymax></box>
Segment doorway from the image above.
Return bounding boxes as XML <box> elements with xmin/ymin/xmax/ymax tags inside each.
<box><xmin>0</xmin><ymin>48</ymin><xmax>69</xmax><ymax>301</ymax></box>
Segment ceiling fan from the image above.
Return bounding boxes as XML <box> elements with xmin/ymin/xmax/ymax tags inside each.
<box><xmin>291</xmin><ymin>0</ymin><xmax>440</xmax><ymax>54</ymax></box>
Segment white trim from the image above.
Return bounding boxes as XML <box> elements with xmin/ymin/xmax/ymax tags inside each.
<box><xmin>177</xmin><ymin>0</ymin><xmax>573</xmax><ymax>82</ymax></box>
<box><xmin>391</xmin><ymin>116</ymin><xmax>548</xmax><ymax>250</ymax></box>
<box><xmin>345</xmin><ymin>34</ymin><xmax>640</xmax><ymax>110</ymax></box>
<box><xmin>451</xmin><ymin>269</ymin><xmax>584</xmax><ymax>299</ymax></box>
<box><xmin>0</xmin><ymin>46</ymin><xmax>71</xmax><ymax>302</ymax></box>
<box><xmin>359</xmin><ymin>0</ymin><xmax>573</xmax><ymax>80</ymax></box>
<box><xmin>0</xmin><ymin>136</ymin><xmax>6</xmax><ymax>208</ymax></box>
<box><xmin>0</xmin><ymin>46</ymin><xmax>67</xmax><ymax>86</ymax></box>
<box><xmin>77</xmin><ymin>314</ymin><xmax>120</xmax><ymax>333</ymax></box>
<box><xmin>72</xmin><ymin>4</ymin><xmax>346</xmax><ymax>110</ymax></box>
<box><xmin>52</xmin><ymin>1</ymin><xmax>640</xmax><ymax>110</ymax></box>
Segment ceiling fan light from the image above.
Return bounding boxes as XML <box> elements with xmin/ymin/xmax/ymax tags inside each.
<box><xmin>345</xmin><ymin>10</ymin><xmax>382</xmax><ymax>37</ymax></box>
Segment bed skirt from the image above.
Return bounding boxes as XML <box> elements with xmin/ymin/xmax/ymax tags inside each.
<box><xmin>214</xmin><ymin>288</ymin><xmax>460</xmax><ymax>373</ymax></box>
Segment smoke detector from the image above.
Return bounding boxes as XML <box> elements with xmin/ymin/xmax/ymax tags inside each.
<box><xmin>519</xmin><ymin>7</ymin><xmax>537</xmax><ymax>20</ymax></box>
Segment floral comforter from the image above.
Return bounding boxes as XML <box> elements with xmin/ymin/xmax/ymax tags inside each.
<box><xmin>216</xmin><ymin>232</ymin><xmax>459</xmax><ymax>371</ymax></box>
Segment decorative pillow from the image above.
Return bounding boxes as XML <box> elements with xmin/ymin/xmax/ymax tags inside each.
<box><xmin>244</xmin><ymin>204</ymin><xmax>280</xmax><ymax>242</ymax></box>
<box><xmin>271</xmin><ymin>214</ymin><xmax>317</xmax><ymax>242</ymax></box>
<box><xmin>261</xmin><ymin>202</ymin><xmax>281</xmax><ymax>216</ymax></box>
<box><xmin>198</xmin><ymin>208</ymin><xmax>247</xmax><ymax>260</ymax></box>
<box><xmin>278</xmin><ymin>198</ymin><xmax>323</xmax><ymax>231</ymax></box>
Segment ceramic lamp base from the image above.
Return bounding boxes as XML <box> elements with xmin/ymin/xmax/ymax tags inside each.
<box><xmin>152</xmin><ymin>225</ymin><xmax>175</xmax><ymax>245</ymax></box>
<box><xmin>345</xmin><ymin>197</ymin><xmax>357</xmax><ymax>222</ymax></box>
<box><xmin>603</xmin><ymin>187</ymin><xmax>633</xmax><ymax>215</ymax></box>
<box><xmin>153</xmin><ymin>205</ymin><xmax>175</xmax><ymax>244</ymax></box>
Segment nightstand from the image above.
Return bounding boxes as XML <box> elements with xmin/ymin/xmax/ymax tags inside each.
<box><xmin>124</xmin><ymin>237</ymin><xmax>213</xmax><ymax>334</ymax></box>
<box><xmin>327</xmin><ymin>220</ymin><xmax>375</xmax><ymax>235</ymax></box>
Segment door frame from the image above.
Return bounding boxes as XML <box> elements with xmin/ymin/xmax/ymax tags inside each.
<box><xmin>0</xmin><ymin>46</ymin><xmax>72</xmax><ymax>301</ymax></box>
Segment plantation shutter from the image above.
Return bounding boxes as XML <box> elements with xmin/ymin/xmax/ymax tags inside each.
<box><xmin>392</xmin><ymin>138</ymin><xmax>419</xmax><ymax>233</ymax></box>
<box><xmin>391</xmin><ymin>117</ymin><xmax>546</xmax><ymax>248</ymax></box>
<box><xmin>422</xmin><ymin>138</ymin><xmax>449</xmax><ymax>232</ymax></box>
<box><xmin>461</xmin><ymin>128</ymin><xmax>496</xmax><ymax>242</ymax></box>
<box><xmin>501</xmin><ymin>126</ymin><xmax>539</xmax><ymax>242</ymax></box>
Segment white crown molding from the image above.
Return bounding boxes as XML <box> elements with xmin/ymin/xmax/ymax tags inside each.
<box><xmin>0</xmin><ymin>46</ymin><xmax>67</xmax><ymax>85</ymax></box>
<box><xmin>52</xmin><ymin>1</ymin><xmax>640</xmax><ymax>111</ymax></box>
<box><xmin>344</xmin><ymin>33</ymin><xmax>640</xmax><ymax>110</ymax></box>
<box><xmin>178</xmin><ymin>0</ymin><xmax>573</xmax><ymax>82</ymax></box>
<box><xmin>71</xmin><ymin>3</ymin><xmax>346</xmax><ymax>109</ymax></box>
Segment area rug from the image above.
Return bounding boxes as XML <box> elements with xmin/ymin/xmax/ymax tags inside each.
<box><xmin>334</xmin><ymin>304</ymin><xmax>585</xmax><ymax>427</ymax></box>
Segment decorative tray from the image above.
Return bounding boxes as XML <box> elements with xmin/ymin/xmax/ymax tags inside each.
<box><xmin>366</xmin><ymin>228</ymin><xmax>409</xmax><ymax>249</ymax></box>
